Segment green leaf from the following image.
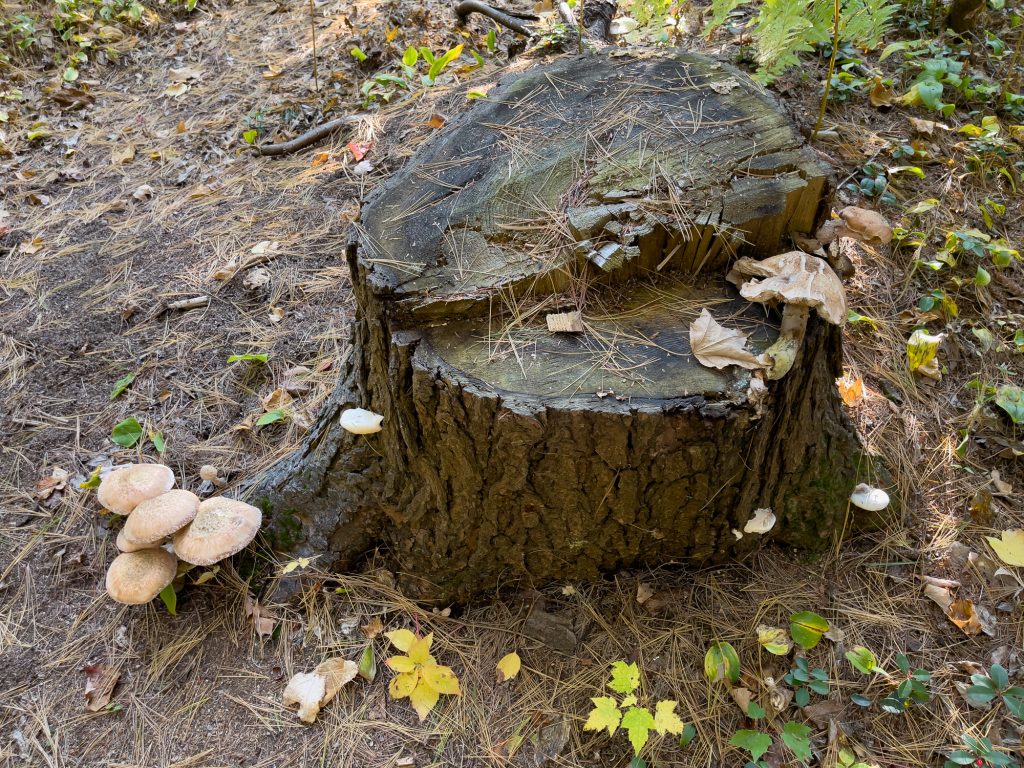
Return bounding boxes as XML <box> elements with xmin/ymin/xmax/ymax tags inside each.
<box><xmin>256</xmin><ymin>409</ymin><xmax>287</xmax><ymax>426</ymax></box>
<box><xmin>704</xmin><ymin>641</ymin><xmax>741</xmax><ymax>684</ymax></box>
<box><xmin>850</xmin><ymin>693</ymin><xmax>872</xmax><ymax>707</ymax></box>
<box><xmin>350</xmin><ymin>46</ymin><xmax>367</xmax><ymax>62</ymax></box>
<box><xmin>845</xmin><ymin>646</ymin><xmax>880</xmax><ymax>675</ymax></box>
<box><xmin>996</xmin><ymin>386</ymin><xmax>1024</xmax><ymax>424</ymax></box>
<box><xmin>486</xmin><ymin>28</ymin><xmax>496</xmax><ymax>52</ymax></box>
<box><xmin>789</xmin><ymin>611</ymin><xmax>828</xmax><ymax>650</ymax></box>
<box><xmin>975</xmin><ymin>266</ymin><xmax>991</xmax><ymax>287</ymax></box>
<box><xmin>358</xmin><ymin>643</ymin><xmax>376</xmax><ymax>682</ymax></box>
<box><xmin>428</xmin><ymin>44</ymin><xmax>463</xmax><ymax>80</ymax></box>
<box><xmin>227</xmin><ymin>353</ymin><xmax>268</xmax><ymax>364</ymax></box>
<box><xmin>906</xmin><ymin>198</ymin><xmax>939</xmax><ymax>215</ymax></box>
<box><xmin>621</xmin><ymin>706</ymin><xmax>656</xmax><ymax>755</ymax></box>
<box><xmin>158</xmin><ymin>584</ymin><xmax>177</xmax><ymax>615</ymax></box>
<box><xmin>418</xmin><ymin>47</ymin><xmax>436</xmax><ymax>65</ymax></box>
<box><xmin>730</xmin><ymin>730</ymin><xmax>773</xmax><ymax>762</ymax></box>
<box><xmin>63</xmin><ymin>66</ymin><xmax>79</xmax><ymax>82</ymax></box>
<box><xmin>889</xmin><ymin>165</ymin><xmax>925</xmax><ymax>179</ymax></box>
<box><xmin>402</xmin><ymin>46</ymin><xmax>419</xmax><ymax>67</ymax></box>
<box><xmin>111</xmin><ymin>417</ymin><xmax>143</xmax><ymax>447</ymax></box>
<box><xmin>149</xmin><ymin>431</ymin><xmax>166</xmax><ymax>454</ymax></box>
<box><xmin>243</xmin><ymin>129</ymin><xmax>258</xmax><ymax>145</ymax></box>
<box><xmin>584</xmin><ymin>696</ymin><xmax>622</xmax><ymax>736</ymax></box>
<box><xmin>679</xmin><ymin>722</ymin><xmax>697</xmax><ymax>747</ymax></box>
<box><xmin>757</xmin><ymin>625</ymin><xmax>792</xmax><ymax>655</ymax></box>
<box><xmin>608</xmin><ymin>661</ymin><xmax>641</xmax><ymax>694</ymax></box>
<box><xmin>781</xmin><ymin>721</ymin><xmax>812</xmax><ymax>762</ymax></box>
<box><xmin>991</xmin><ymin>664</ymin><xmax>1010</xmax><ymax>690</ymax></box>
<box><xmin>846</xmin><ymin>311</ymin><xmax>878</xmax><ymax>331</ymax></box>
<box><xmin>109</xmin><ymin>372</ymin><xmax>136</xmax><ymax>400</ymax></box>
<box><xmin>746</xmin><ymin>701</ymin><xmax>766</xmax><ymax>719</ymax></box>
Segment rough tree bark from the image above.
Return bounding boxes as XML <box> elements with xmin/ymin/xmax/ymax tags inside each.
<box><xmin>249</xmin><ymin>50</ymin><xmax>871</xmax><ymax>602</ymax></box>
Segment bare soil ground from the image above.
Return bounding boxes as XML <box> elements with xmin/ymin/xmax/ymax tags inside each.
<box><xmin>1</xmin><ymin>1</ymin><xmax>1023</xmax><ymax>766</ymax></box>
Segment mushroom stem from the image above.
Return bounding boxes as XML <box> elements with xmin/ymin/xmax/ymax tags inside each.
<box><xmin>762</xmin><ymin>304</ymin><xmax>809</xmax><ymax>380</ymax></box>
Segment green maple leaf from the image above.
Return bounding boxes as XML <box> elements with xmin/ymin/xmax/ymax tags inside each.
<box><xmin>620</xmin><ymin>706</ymin><xmax>656</xmax><ymax>755</ymax></box>
<box><xmin>608</xmin><ymin>661</ymin><xmax>640</xmax><ymax>694</ymax></box>
<box><xmin>584</xmin><ymin>696</ymin><xmax>621</xmax><ymax>736</ymax></box>
<box><xmin>653</xmin><ymin>700</ymin><xmax>684</xmax><ymax>735</ymax></box>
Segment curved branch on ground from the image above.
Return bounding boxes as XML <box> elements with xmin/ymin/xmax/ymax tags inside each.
<box><xmin>257</xmin><ymin>116</ymin><xmax>362</xmax><ymax>157</ymax></box>
<box><xmin>454</xmin><ymin>0</ymin><xmax>534</xmax><ymax>36</ymax></box>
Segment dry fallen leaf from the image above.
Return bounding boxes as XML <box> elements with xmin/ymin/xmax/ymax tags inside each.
<box><xmin>836</xmin><ymin>375</ymin><xmax>864</xmax><ymax>406</ymax></box>
<box><xmin>132</xmin><ymin>184</ymin><xmax>154</xmax><ymax>201</ymax></box>
<box><xmin>924</xmin><ymin>582</ymin><xmax>953</xmax><ymax>612</ymax></box>
<box><xmin>636</xmin><ymin>582</ymin><xmax>654</xmax><ymax>604</ymax></box>
<box><xmin>83</xmin><ymin>663</ymin><xmax>120</xmax><ymax>712</ymax></box>
<box><xmin>689</xmin><ymin>309</ymin><xmax>763</xmax><ymax>370</ymax></box>
<box><xmin>948</xmin><ymin>599</ymin><xmax>982</xmax><ymax>636</ymax></box>
<box><xmin>263</xmin><ymin>387</ymin><xmax>293</xmax><ymax>411</ymax></box>
<box><xmin>164</xmin><ymin>82</ymin><xmax>189</xmax><ymax>97</ymax></box>
<box><xmin>868</xmin><ymin>78</ymin><xmax>897</xmax><ymax>107</ymax></box>
<box><xmin>317</xmin><ymin>658</ymin><xmax>359</xmax><ymax>704</ymax></box>
<box><xmin>283</xmin><ymin>672</ymin><xmax>327</xmax><ymax>723</ymax></box>
<box><xmin>111</xmin><ymin>144</ymin><xmax>135</xmax><ymax>165</ymax></box>
<box><xmin>361</xmin><ymin>616</ymin><xmax>384</xmax><ymax>639</ymax></box>
<box><xmin>34</xmin><ymin>467</ymin><xmax>69</xmax><ymax>500</ymax></box>
<box><xmin>730</xmin><ymin>686</ymin><xmax>758</xmax><ymax>716</ymax></box>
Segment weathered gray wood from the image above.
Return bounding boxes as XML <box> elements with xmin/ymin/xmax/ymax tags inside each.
<box><xmin>249</xmin><ymin>50</ymin><xmax>869</xmax><ymax>602</ymax></box>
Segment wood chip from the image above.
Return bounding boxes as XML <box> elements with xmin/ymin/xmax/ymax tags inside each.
<box><xmin>546</xmin><ymin>311</ymin><xmax>583</xmax><ymax>333</ymax></box>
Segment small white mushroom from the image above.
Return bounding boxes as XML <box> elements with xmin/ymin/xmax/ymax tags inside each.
<box><xmin>744</xmin><ymin>508</ymin><xmax>776</xmax><ymax>535</ymax></box>
<box><xmin>850</xmin><ymin>483</ymin><xmax>890</xmax><ymax>511</ymax></box>
<box><xmin>731</xmin><ymin>252</ymin><xmax>846</xmax><ymax>380</ymax></box>
<box><xmin>340</xmin><ymin>408</ymin><xmax>383</xmax><ymax>435</ymax></box>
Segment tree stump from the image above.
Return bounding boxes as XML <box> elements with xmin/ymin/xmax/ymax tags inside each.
<box><xmin>251</xmin><ymin>50</ymin><xmax>867</xmax><ymax>601</ymax></box>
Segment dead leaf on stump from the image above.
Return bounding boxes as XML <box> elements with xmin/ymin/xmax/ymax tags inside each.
<box><xmin>689</xmin><ymin>309</ymin><xmax>763</xmax><ymax>370</ymax></box>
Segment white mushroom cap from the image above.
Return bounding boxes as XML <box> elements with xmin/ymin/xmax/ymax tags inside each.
<box><xmin>119</xmin><ymin>489</ymin><xmax>200</xmax><ymax>550</ymax></box>
<box><xmin>97</xmin><ymin>464</ymin><xmax>175</xmax><ymax>515</ymax></box>
<box><xmin>105</xmin><ymin>548</ymin><xmax>178</xmax><ymax>605</ymax></box>
<box><xmin>735</xmin><ymin>252</ymin><xmax>847</xmax><ymax>325</ymax></box>
<box><xmin>340</xmin><ymin>408</ymin><xmax>384</xmax><ymax>435</ymax></box>
<box><xmin>850</xmin><ymin>483</ymin><xmax>890</xmax><ymax>511</ymax></box>
<box><xmin>816</xmin><ymin>207</ymin><xmax>893</xmax><ymax>246</ymax></box>
<box><xmin>172</xmin><ymin>496</ymin><xmax>262</xmax><ymax>566</ymax></box>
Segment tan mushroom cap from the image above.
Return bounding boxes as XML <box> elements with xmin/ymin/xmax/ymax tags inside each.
<box><xmin>97</xmin><ymin>464</ymin><xmax>175</xmax><ymax>515</ymax></box>
<box><xmin>816</xmin><ymin>206</ymin><xmax>893</xmax><ymax>246</ymax></box>
<box><xmin>734</xmin><ymin>252</ymin><xmax>847</xmax><ymax>325</ymax></box>
<box><xmin>119</xmin><ymin>489</ymin><xmax>200</xmax><ymax>550</ymax></box>
<box><xmin>172</xmin><ymin>496</ymin><xmax>262</xmax><ymax>566</ymax></box>
<box><xmin>105</xmin><ymin>548</ymin><xmax>178</xmax><ymax>605</ymax></box>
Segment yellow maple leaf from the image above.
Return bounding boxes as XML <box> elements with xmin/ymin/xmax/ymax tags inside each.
<box><xmin>389</xmin><ymin>670</ymin><xmax>418</xmax><ymax>698</ymax></box>
<box><xmin>407</xmin><ymin>634</ymin><xmax>434</xmax><ymax>665</ymax></box>
<box><xmin>584</xmin><ymin>696</ymin><xmax>621</xmax><ymax>736</ymax></box>
<box><xmin>422</xmin><ymin>665</ymin><xmax>461</xmax><ymax>695</ymax></box>
<box><xmin>385</xmin><ymin>629</ymin><xmax>417</xmax><ymax>652</ymax></box>
<box><xmin>653</xmin><ymin>700</ymin><xmax>684</xmax><ymax>735</ymax></box>
<box><xmin>986</xmin><ymin>529</ymin><xmax>1024</xmax><ymax>567</ymax></box>
<box><xmin>409</xmin><ymin>676</ymin><xmax>440</xmax><ymax>721</ymax></box>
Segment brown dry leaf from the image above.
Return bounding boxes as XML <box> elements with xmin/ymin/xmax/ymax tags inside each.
<box><xmin>924</xmin><ymin>582</ymin><xmax>954</xmax><ymax>612</ymax></box>
<box><xmin>316</xmin><ymin>657</ymin><xmax>359</xmax><ymax>704</ymax></box>
<box><xmin>636</xmin><ymin>582</ymin><xmax>654</xmax><ymax>604</ymax></box>
<box><xmin>311</xmin><ymin>151</ymin><xmax>332</xmax><ymax>167</ymax></box>
<box><xmin>132</xmin><ymin>184</ymin><xmax>154</xmax><ymax>201</ymax></box>
<box><xmin>210</xmin><ymin>263</ymin><xmax>237</xmax><ymax>281</ymax></box>
<box><xmin>175</xmin><ymin>121</ymin><xmax>187</xmax><ymax>134</ymax></box>
<box><xmin>111</xmin><ymin>144</ymin><xmax>135</xmax><ymax>165</ymax></box>
<box><xmin>263</xmin><ymin>387</ymin><xmax>293</xmax><ymax>411</ymax></box>
<box><xmin>948</xmin><ymin>599</ymin><xmax>982</xmax><ymax>635</ymax></box>
<box><xmin>426</xmin><ymin>113</ymin><xmax>446</xmax><ymax>129</ymax></box>
<box><xmin>83</xmin><ymin>663</ymin><xmax>120</xmax><ymax>711</ymax></box>
<box><xmin>283</xmin><ymin>366</ymin><xmax>313</xmax><ymax>395</ymax></box>
<box><xmin>689</xmin><ymin>309</ymin><xmax>762</xmax><ymax>370</ymax></box>
<box><xmin>268</xmin><ymin>306</ymin><xmax>285</xmax><ymax>324</ymax></box>
<box><xmin>164</xmin><ymin>82</ymin><xmax>189</xmax><ymax>98</ymax></box>
<box><xmin>19</xmin><ymin>237</ymin><xmax>44</xmax><ymax>254</ymax></box>
<box><xmin>244</xmin><ymin>595</ymin><xmax>278</xmax><ymax>639</ymax></box>
<box><xmin>360</xmin><ymin>616</ymin><xmax>384</xmax><ymax>639</ymax></box>
<box><xmin>764</xmin><ymin>676</ymin><xmax>793</xmax><ymax>713</ymax></box>
<box><xmin>34</xmin><ymin>467</ymin><xmax>69</xmax><ymax>500</ymax></box>
<box><xmin>730</xmin><ymin>686</ymin><xmax>757</xmax><ymax>716</ymax></box>
<box><xmin>868</xmin><ymin>78</ymin><xmax>897</xmax><ymax>107</ymax></box>
<box><xmin>836</xmin><ymin>375</ymin><xmax>864</xmax><ymax>406</ymax></box>
<box><xmin>263</xmin><ymin>64</ymin><xmax>283</xmax><ymax>79</ymax></box>
<box><xmin>169</xmin><ymin>66</ymin><xmax>203</xmax><ymax>82</ymax></box>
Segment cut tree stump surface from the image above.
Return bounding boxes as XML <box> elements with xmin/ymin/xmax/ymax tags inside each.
<box><xmin>252</xmin><ymin>50</ymin><xmax>869</xmax><ymax>602</ymax></box>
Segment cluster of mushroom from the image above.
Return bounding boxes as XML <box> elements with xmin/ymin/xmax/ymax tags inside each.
<box><xmin>99</xmin><ymin>463</ymin><xmax>262</xmax><ymax>606</ymax></box>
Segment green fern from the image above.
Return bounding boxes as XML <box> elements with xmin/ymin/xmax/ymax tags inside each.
<box><xmin>706</xmin><ymin>0</ymin><xmax>898</xmax><ymax>82</ymax></box>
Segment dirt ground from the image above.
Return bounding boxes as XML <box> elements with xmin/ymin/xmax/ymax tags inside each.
<box><xmin>2</xmin><ymin>0</ymin><xmax>1023</xmax><ymax>766</ymax></box>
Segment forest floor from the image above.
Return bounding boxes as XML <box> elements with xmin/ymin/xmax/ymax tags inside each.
<box><xmin>1</xmin><ymin>0</ymin><xmax>1023</xmax><ymax>766</ymax></box>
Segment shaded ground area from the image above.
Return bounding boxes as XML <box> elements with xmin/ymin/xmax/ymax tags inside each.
<box><xmin>1</xmin><ymin>0</ymin><xmax>1023</xmax><ymax>766</ymax></box>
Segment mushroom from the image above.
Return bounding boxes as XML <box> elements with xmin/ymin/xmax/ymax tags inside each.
<box><xmin>117</xmin><ymin>489</ymin><xmax>200</xmax><ymax>552</ymax></box>
<box><xmin>850</xmin><ymin>483</ymin><xmax>890</xmax><ymax>511</ymax></box>
<box><xmin>731</xmin><ymin>252</ymin><xmax>846</xmax><ymax>380</ymax></box>
<box><xmin>816</xmin><ymin>207</ymin><xmax>893</xmax><ymax>247</ymax></box>
<box><xmin>339</xmin><ymin>408</ymin><xmax>383</xmax><ymax>435</ymax></box>
<box><xmin>172</xmin><ymin>496</ymin><xmax>262</xmax><ymax>566</ymax></box>
<box><xmin>105</xmin><ymin>548</ymin><xmax>178</xmax><ymax>605</ymax></box>
<box><xmin>97</xmin><ymin>464</ymin><xmax>175</xmax><ymax>515</ymax></box>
